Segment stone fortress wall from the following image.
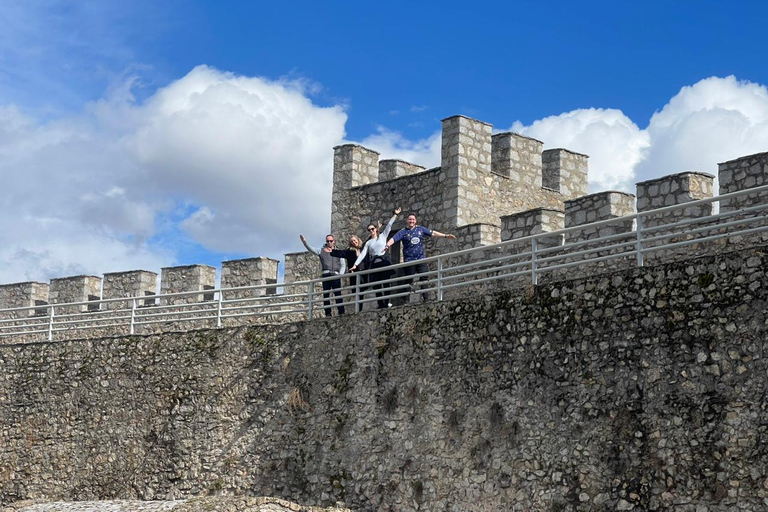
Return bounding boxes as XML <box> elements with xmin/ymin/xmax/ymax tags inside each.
<box><xmin>2</xmin><ymin>244</ymin><xmax>768</xmax><ymax>511</ymax></box>
<box><xmin>1</xmin><ymin>114</ymin><xmax>767</xmax><ymax>332</ymax></box>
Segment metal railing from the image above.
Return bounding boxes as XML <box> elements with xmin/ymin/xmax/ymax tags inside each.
<box><xmin>2</xmin><ymin>184</ymin><xmax>767</xmax><ymax>343</ymax></box>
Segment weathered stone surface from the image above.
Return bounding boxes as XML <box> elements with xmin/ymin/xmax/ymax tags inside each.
<box><xmin>102</xmin><ymin>271</ymin><xmax>158</xmax><ymax>311</ymax></box>
<box><xmin>48</xmin><ymin>276</ymin><xmax>102</xmax><ymax>314</ymax></box>
<box><xmin>2</xmin><ymin>245</ymin><xmax>768</xmax><ymax>511</ymax></box>
<box><xmin>0</xmin><ymin>282</ymin><xmax>49</xmax><ymax>319</ymax></box>
<box><xmin>3</xmin><ymin>498</ymin><xmax>351</xmax><ymax>512</ymax></box>
<box><xmin>542</xmin><ymin>148</ymin><xmax>589</xmax><ymax>197</ymax></box>
<box><xmin>159</xmin><ymin>265</ymin><xmax>216</xmax><ymax>305</ymax></box>
<box><xmin>221</xmin><ymin>258</ymin><xmax>279</xmax><ymax>299</ymax></box>
<box><xmin>636</xmin><ymin>172</ymin><xmax>714</xmax><ymax>228</ymax></box>
<box><xmin>718</xmin><ymin>151</ymin><xmax>768</xmax><ymax>211</ymax></box>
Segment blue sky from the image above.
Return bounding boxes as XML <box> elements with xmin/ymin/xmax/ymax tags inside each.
<box><xmin>1</xmin><ymin>0</ymin><xmax>768</xmax><ymax>284</ymax></box>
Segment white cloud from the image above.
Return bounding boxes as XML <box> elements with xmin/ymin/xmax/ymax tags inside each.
<box><xmin>358</xmin><ymin>126</ymin><xmax>441</xmax><ymax>169</ymax></box>
<box><xmin>510</xmin><ymin>108</ymin><xmax>650</xmax><ymax>192</ymax></box>
<box><xmin>131</xmin><ymin>65</ymin><xmax>347</xmax><ymax>253</ymax></box>
<box><xmin>3</xmin><ymin>69</ymin><xmax>768</xmax><ymax>289</ymax></box>
<box><xmin>509</xmin><ymin>76</ymin><xmax>768</xmax><ymax>195</ymax></box>
<box><xmin>0</xmin><ymin>65</ymin><xmax>348</xmax><ymax>284</ymax></box>
<box><xmin>636</xmin><ymin>76</ymin><xmax>768</xmax><ymax>182</ymax></box>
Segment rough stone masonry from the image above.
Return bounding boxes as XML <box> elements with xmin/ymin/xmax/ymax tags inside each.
<box><xmin>1</xmin><ymin>242</ymin><xmax>767</xmax><ymax>511</ymax></box>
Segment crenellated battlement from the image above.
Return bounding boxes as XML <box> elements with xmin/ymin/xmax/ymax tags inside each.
<box><xmin>1</xmin><ymin>116</ymin><xmax>767</xmax><ymax>327</ymax></box>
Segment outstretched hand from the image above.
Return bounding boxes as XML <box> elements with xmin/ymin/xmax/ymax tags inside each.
<box><xmin>395</xmin><ymin>207</ymin><xmax>402</xmax><ymax>215</ymax></box>
<box><xmin>299</xmin><ymin>234</ymin><xmax>306</xmax><ymax>243</ymax></box>
<box><xmin>446</xmin><ymin>234</ymin><xmax>457</xmax><ymax>240</ymax></box>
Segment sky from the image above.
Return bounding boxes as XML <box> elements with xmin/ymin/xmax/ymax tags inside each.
<box><xmin>1</xmin><ymin>0</ymin><xmax>768</xmax><ymax>285</ymax></box>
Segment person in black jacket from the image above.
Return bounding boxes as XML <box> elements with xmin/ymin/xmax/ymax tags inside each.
<box><xmin>326</xmin><ymin>235</ymin><xmax>366</xmax><ymax>292</ymax></box>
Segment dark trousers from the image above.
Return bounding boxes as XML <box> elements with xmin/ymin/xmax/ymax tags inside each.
<box><xmin>403</xmin><ymin>261</ymin><xmax>430</xmax><ymax>301</ymax></box>
<box><xmin>369</xmin><ymin>258</ymin><xmax>394</xmax><ymax>309</ymax></box>
<box><xmin>322</xmin><ymin>276</ymin><xmax>344</xmax><ymax>316</ymax></box>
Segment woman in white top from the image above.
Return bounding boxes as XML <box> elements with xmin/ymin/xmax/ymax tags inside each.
<box><xmin>351</xmin><ymin>207</ymin><xmax>400</xmax><ymax>308</ymax></box>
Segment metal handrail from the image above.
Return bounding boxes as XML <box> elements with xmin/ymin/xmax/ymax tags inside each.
<box><xmin>2</xmin><ymin>183</ymin><xmax>768</xmax><ymax>342</ymax></box>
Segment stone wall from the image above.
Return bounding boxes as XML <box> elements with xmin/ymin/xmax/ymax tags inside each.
<box><xmin>330</xmin><ymin>115</ymin><xmax>585</xmax><ymax>259</ymax></box>
<box><xmin>718</xmin><ymin>151</ymin><xmax>768</xmax><ymax>211</ymax></box>
<box><xmin>0</xmin><ymin>282</ymin><xmax>49</xmax><ymax>319</ymax></box>
<box><xmin>2</xmin><ymin>245</ymin><xmax>768</xmax><ymax>511</ymax></box>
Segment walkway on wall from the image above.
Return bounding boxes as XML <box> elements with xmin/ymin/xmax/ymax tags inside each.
<box><xmin>2</xmin><ymin>184</ymin><xmax>767</xmax><ymax>344</ymax></box>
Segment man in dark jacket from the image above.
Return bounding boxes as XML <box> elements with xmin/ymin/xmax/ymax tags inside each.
<box><xmin>300</xmin><ymin>234</ymin><xmax>346</xmax><ymax>316</ymax></box>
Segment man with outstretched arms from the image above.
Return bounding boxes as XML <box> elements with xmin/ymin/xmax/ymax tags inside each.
<box><xmin>384</xmin><ymin>212</ymin><xmax>456</xmax><ymax>302</ymax></box>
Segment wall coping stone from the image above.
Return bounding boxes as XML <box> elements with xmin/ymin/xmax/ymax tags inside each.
<box><xmin>544</xmin><ymin>147</ymin><xmax>590</xmax><ymax>158</ymax></box>
<box><xmin>491</xmin><ymin>131</ymin><xmax>544</xmax><ymax>144</ymax></box>
<box><xmin>332</xmin><ymin>143</ymin><xmax>380</xmax><ymax>154</ymax></box>
<box><xmin>718</xmin><ymin>150</ymin><xmax>768</xmax><ymax>165</ymax></box>
<box><xmin>636</xmin><ymin>171</ymin><xmax>715</xmax><ymax>186</ymax></box>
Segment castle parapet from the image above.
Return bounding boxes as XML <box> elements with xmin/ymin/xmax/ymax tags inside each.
<box><xmin>160</xmin><ymin>265</ymin><xmax>216</xmax><ymax>305</ymax></box>
<box><xmin>102</xmin><ymin>270</ymin><xmax>158</xmax><ymax>309</ymax></box>
<box><xmin>718</xmin><ymin>151</ymin><xmax>768</xmax><ymax>212</ymax></box>
<box><xmin>49</xmin><ymin>275</ymin><xmax>102</xmax><ymax>314</ymax></box>
<box><xmin>564</xmin><ymin>191</ymin><xmax>635</xmax><ymax>242</ymax></box>
<box><xmin>378</xmin><ymin>159</ymin><xmax>426</xmax><ymax>181</ymax></box>
<box><xmin>455</xmin><ymin>223</ymin><xmax>501</xmax><ymax>251</ymax></box>
<box><xmin>0</xmin><ymin>282</ymin><xmax>50</xmax><ymax>319</ymax></box>
<box><xmin>542</xmin><ymin>149</ymin><xmax>589</xmax><ymax>197</ymax></box>
<box><xmin>333</xmin><ymin>144</ymin><xmax>380</xmax><ymax>190</ymax></box>
<box><xmin>501</xmin><ymin>208</ymin><xmax>565</xmax><ymax>249</ymax></box>
<box><xmin>441</xmin><ymin>115</ymin><xmax>493</xmax><ymax>227</ymax></box>
<box><xmin>636</xmin><ymin>172</ymin><xmax>714</xmax><ymax>228</ymax></box>
<box><xmin>491</xmin><ymin>132</ymin><xmax>543</xmax><ymax>186</ymax></box>
<box><xmin>221</xmin><ymin>257</ymin><xmax>279</xmax><ymax>299</ymax></box>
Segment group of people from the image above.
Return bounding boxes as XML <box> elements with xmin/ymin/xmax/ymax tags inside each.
<box><xmin>299</xmin><ymin>208</ymin><xmax>456</xmax><ymax>316</ymax></box>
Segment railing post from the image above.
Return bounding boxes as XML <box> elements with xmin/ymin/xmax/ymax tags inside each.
<box><xmin>437</xmin><ymin>257</ymin><xmax>444</xmax><ymax>302</ymax></box>
<box><xmin>130</xmin><ymin>298</ymin><xmax>136</xmax><ymax>335</ymax></box>
<box><xmin>636</xmin><ymin>215</ymin><xmax>644</xmax><ymax>267</ymax></box>
<box><xmin>47</xmin><ymin>305</ymin><xmax>55</xmax><ymax>341</ymax></box>
<box><xmin>355</xmin><ymin>277</ymin><xmax>361</xmax><ymax>313</ymax></box>
<box><xmin>307</xmin><ymin>282</ymin><xmax>314</xmax><ymax>321</ymax></box>
<box><xmin>531</xmin><ymin>238</ymin><xmax>539</xmax><ymax>286</ymax></box>
<box><xmin>216</xmin><ymin>291</ymin><xmax>223</xmax><ymax>328</ymax></box>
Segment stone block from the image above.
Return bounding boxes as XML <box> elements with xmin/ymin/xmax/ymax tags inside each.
<box><xmin>221</xmin><ymin>257</ymin><xmax>279</xmax><ymax>299</ymax></box>
<box><xmin>0</xmin><ymin>281</ymin><xmax>50</xmax><ymax>319</ymax></box>
<box><xmin>378</xmin><ymin>159</ymin><xmax>425</xmax><ymax>181</ymax></box>
<box><xmin>441</xmin><ymin>115</ymin><xmax>493</xmax><ymax>227</ymax></box>
<box><xmin>636</xmin><ymin>172</ymin><xmax>714</xmax><ymax>228</ymax></box>
<box><xmin>160</xmin><ymin>265</ymin><xmax>216</xmax><ymax>305</ymax></box>
<box><xmin>564</xmin><ymin>191</ymin><xmax>635</xmax><ymax>242</ymax></box>
<box><xmin>501</xmin><ymin>208</ymin><xmax>565</xmax><ymax>249</ymax></box>
<box><xmin>718</xmin><ymin>151</ymin><xmax>768</xmax><ymax>212</ymax></box>
<box><xmin>542</xmin><ymin>149</ymin><xmax>589</xmax><ymax>198</ymax></box>
<box><xmin>333</xmin><ymin>144</ymin><xmax>380</xmax><ymax>190</ymax></box>
<box><xmin>455</xmin><ymin>223</ymin><xmax>501</xmax><ymax>251</ymax></box>
<box><xmin>102</xmin><ymin>270</ymin><xmax>158</xmax><ymax>309</ymax></box>
<box><xmin>491</xmin><ymin>132</ymin><xmax>543</xmax><ymax>187</ymax></box>
<box><xmin>49</xmin><ymin>275</ymin><xmax>102</xmax><ymax>314</ymax></box>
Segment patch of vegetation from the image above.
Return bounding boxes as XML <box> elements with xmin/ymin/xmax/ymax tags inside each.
<box><xmin>697</xmin><ymin>273</ymin><xmax>715</xmax><ymax>288</ymax></box>
<box><xmin>333</xmin><ymin>353</ymin><xmax>354</xmax><ymax>392</ymax></box>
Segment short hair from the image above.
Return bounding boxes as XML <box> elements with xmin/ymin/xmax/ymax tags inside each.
<box><xmin>407</xmin><ymin>213</ymin><xmax>417</xmax><ymax>219</ymax></box>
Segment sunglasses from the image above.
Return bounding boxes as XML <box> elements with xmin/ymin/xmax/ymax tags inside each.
<box><xmin>367</xmin><ymin>227</ymin><xmax>376</xmax><ymax>232</ymax></box>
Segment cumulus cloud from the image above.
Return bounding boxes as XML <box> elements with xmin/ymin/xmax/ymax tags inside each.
<box><xmin>3</xmin><ymin>69</ymin><xmax>768</xmax><ymax>289</ymax></box>
<box><xmin>510</xmin><ymin>108</ymin><xmax>650</xmax><ymax>192</ymax></box>
<box><xmin>636</xmin><ymin>76</ymin><xmax>768</xmax><ymax>182</ymax></box>
<box><xmin>131</xmin><ymin>65</ymin><xmax>347</xmax><ymax>253</ymax></box>
<box><xmin>358</xmin><ymin>126</ymin><xmax>441</xmax><ymax>169</ymax></box>
<box><xmin>510</xmin><ymin>76</ymin><xmax>768</xmax><ymax>193</ymax></box>
<box><xmin>0</xmin><ymin>65</ymin><xmax>348</xmax><ymax>284</ymax></box>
